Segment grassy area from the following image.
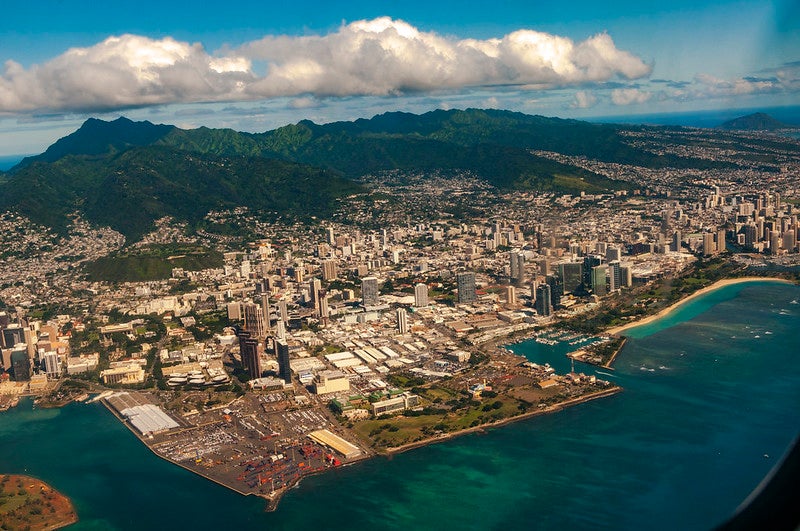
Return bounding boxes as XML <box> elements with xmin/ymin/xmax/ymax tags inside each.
<box><xmin>84</xmin><ymin>244</ymin><xmax>223</xmax><ymax>282</ymax></box>
<box><xmin>352</xmin><ymin>392</ymin><xmax>530</xmax><ymax>450</ymax></box>
<box><xmin>0</xmin><ymin>474</ymin><xmax>78</xmax><ymax>530</ymax></box>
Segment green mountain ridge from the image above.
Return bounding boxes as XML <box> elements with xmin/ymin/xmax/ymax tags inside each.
<box><xmin>1</xmin><ymin>108</ymin><xmax>742</xmax><ymax>240</ymax></box>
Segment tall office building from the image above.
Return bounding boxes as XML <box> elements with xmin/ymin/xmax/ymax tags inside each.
<box><xmin>414</xmin><ymin>283</ymin><xmax>429</xmax><ymax>307</ymax></box>
<box><xmin>1</xmin><ymin>325</ymin><xmax>24</xmax><ymax>349</ymax></box>
<box><xmin>322</xmin><ymin>259</ymin><xmax>337</xmax><ymax>281</ymax></box>
<box><xmin>361</xmin><ymin>276</ymin><xmax>379</xmax><ymax>307</ymax></box>
<box><xmin>559</xmin><ymin>262</ymin><xmax>583</xmax><ymax>294</ymax></box>
<box><xmin>261</xmin><ymin>296</ymin><xmax>271</xmax><ymax>333</ymax></box>
<box><xmin>592</xmin><ymin>265</ymin><xmax>608</xmax><ymax>296</ymax></box>
<box><xmin>583</xmin><ymin>256</ymin><xmax>602</xmax><ymax>289</ymax></box>
<box><xmin>509</xmin><ymin>251</ymin><xmax>525</xmax><ymax>285</ymax></box>
<box><xmin>43</xmin><ymin>351</ymin><xmax>61</xmax><ymax>378</ymax></box>
<box><xmin>396</xmin><ymin>308</ymin><xmax>409</xmax><ymax>334</ymax></box>
<box><xmin>505</xmin><ymin>285</ymin><xmax>516</xmax><ymax>306</ymax></box>
<box><xmin>243</xmin><ymin>302</ymin><xmax>266</xmax><ymax>339</ymax></box>
<box><xmin>237</xmin><ymin>330</ymin><xmax>261</xmax><ymax>380</ymax></box>
<box><xmin>608</xmin><ymin>261</ymin><xmax>621</xmax><ymax>292</ymax></box>
<box><xmin>326</xmin><ymin>227</ymin><xmax>335</xmax><ymax>245</ymax></box>
<box><xmin>535</xmin><ymin>284</ymin><xmax>552</xmax><ymax>317</ymax></box>
<box><xmin>456</xmin><ymin>272</ymin><xmax>477</xmax><ymax>304</ymax></box>
<box><xmin>672</xmin><ymin>231</ymin><xmax>682</xmax><ymax>253</ymax></box>
<box><xmin>275</xmin><ymin>338</ymin><xmax>291</xmax><ymax>383</ymax></box>
<box><xmin>309</xmin><ymin>278</ymin><xmax>322</xmax><ymax>307</ymax></box>
<box><xmin>546</xmin><ymin>274</ymin><xmax>563</xmax><ymax>308</ymax></box>
<box><xmin>10</xmin><ymin>346</ymin><xmax>30</xmax><ymax>381</ymax></box>
<box><xmin>606</xmin><ymin>246</ymin><xmax>622</xmax><ymax>262</ymax></box>
<box><xmin>278</xmin><ymin>299</ymin><xmax>288</xmax><ymax>324</ymax></box>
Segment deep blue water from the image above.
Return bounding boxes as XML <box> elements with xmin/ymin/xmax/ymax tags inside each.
<box><xmin>589</xmin><ymin>105</ymin><xmax>800</xmax><ymax>129</ymax></box>
<box><xmin>1</xmin><ymin>280</ymin><xmax>798</xmax><ymax>530</ymax></box>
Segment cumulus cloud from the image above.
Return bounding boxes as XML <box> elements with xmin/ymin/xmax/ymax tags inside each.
<box><xmin>0</xmin><ymin>17</ymin><xmax>651</xmax><ymax>114</ymax></box>
<box><xmin>0</xmin><ymin>35</ymin><xmax>253</xmax><ymax>113</ymax></box>
<box><xmin>570</xmin><ymin>90</ymin><xmax>597</xmax><ymax>108</ymax></box>
<box><xmin>611</xmin><ymin>87</ymin><xmax>652</xmax><ymax>105</ymax></box>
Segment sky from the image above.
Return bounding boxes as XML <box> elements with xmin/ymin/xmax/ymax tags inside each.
<box><xmin>0</xmin><ymin>0</ymin><xmax>798</xmax><ymax>156</ymax></box>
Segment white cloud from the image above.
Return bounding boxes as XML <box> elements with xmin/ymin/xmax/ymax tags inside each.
<box><xmin>571</xmin><ymin>90</ymin><xmax>597</xmax><ymax>108</ymax></box>
<box><xmin>611</xmin><ymin>88</ymin><xmax>652</xmax><ymax>105</ymax></box>
<box><xmin>0</xmin><ymin>18</ymin><xmax>652</xmax><ymax>114</ymax></box>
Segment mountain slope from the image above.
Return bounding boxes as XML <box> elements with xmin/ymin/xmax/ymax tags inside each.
<box><xmin>719</xmin><ymin>112</ymin><xmax>789</xmax><ymax>131</ymax></box>
<box><xmin>0</xmin><ymin>147</ymin><xmax>360</xmax><ymax>240</ymax></box>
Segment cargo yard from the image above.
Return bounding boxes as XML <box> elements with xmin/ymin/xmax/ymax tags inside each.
<box><xmin>102</xmin><ymin>390</ymin><xmax>369</xmax><ymax>507</ymax></box>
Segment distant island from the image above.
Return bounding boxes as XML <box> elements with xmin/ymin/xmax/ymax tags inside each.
<box><xmin>0</xmin><ymin>474</ymin><xmax>78</xmax><ymax>530</ymax></box>
<box><xmin>718</xmin><ymin>112</ymin><xmax>791</xmax><ymax>131</ymax></box>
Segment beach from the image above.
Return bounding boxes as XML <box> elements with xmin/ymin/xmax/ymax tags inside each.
<box><xmin>605</xmin><ymin>277</ymin><xmax>795</xmax><ymax>336</ymax></box>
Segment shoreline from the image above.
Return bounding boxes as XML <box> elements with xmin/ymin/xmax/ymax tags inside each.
<box><xmin>605</xmin><ymin>277</ymin><xmax>795</xmax><ymax>336</ymax></box>
<box><xmin>384</xmin><ymin>386</ymin><xmax>621</xmax><ymax>455</ymax></box>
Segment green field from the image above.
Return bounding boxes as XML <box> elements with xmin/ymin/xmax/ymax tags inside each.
<box><xmin>84</xmin><ymin>244</ymin><xmax>223</xmax><ymax>282</ymax></box>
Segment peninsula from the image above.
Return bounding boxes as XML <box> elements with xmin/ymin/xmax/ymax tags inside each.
<box><xmin>0</xmin><ymin>474</ymin><xmax>78</xmax><ymax>530</ymax></box>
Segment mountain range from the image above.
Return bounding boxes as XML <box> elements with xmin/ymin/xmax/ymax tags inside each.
<box><xmin>0</xmin><ymin>108</ymin><xmax>747</xmax><ymax>241</ymax></box>
<box><xmin>718</xmin><ymin>112</ymin><xmax>791</xmax><ymax>131</ymax></box>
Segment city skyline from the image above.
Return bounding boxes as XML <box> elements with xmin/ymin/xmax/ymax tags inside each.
<box><xmin>1</xmin><ymin>0</ymin><xmax>798</xmax><ymax>156</ymax></box>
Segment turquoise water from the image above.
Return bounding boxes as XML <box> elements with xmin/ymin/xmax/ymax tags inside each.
<box><xmin>1</xmin><ymin>281</ymin><xmax>798</xmax><ymax>530</ymax></box>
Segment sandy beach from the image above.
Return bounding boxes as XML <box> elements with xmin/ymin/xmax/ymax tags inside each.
<box><xmin>606</xmin><ymin>277</ymin><xmax>795</xmax><ymax>336</ymax></box>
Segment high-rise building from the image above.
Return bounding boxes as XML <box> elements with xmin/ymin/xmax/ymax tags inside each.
<box><xmin>361</xmin><ymin>276</ymin><xmax>379</xmax><ymax>307</ymax></box>
<box><xmin>606</xmin><ymin>247</ymin><xmax>622</xmax><ymax>262</ymax></box>
<box><xmin>275</xmin><ymin>338</ymin><xmax>291</xmax><ymax>383</ymax></box>
<box><xmin>583</xmin><ymin>256</ymin><xmax>602</xmax><ymax>289</ymax></box>
<box><xmin>396</xmin><ymin>308</ymin><xmax>409</xmax><ymax>334</ymax></box>
<box><xmin>243</xmin><ymin>302</ymin><xmax>266</xmax><ymax>338</ymax></box>
<box><xmin>322</xmin><ymin>259</ymin><xmax>337</xmax><ymax>281</ymax></box>
<box><xmin>608</xmin><ymin>261</ymin><xmax>621</xmax><ymax>292</ymax></box>
<box><xmin>672</xmin><ymin>231</ymin><xmax>682</xmax><ymax>253</ymax></box>
<box><xmin>717</xmin><ymin>229</ymin><xmax>727</xmax><ymax>253</ymax></box>
<box><xmin>546</xmin><ymin>274</ymin><xmax>563</xmax><ymax>308</ymax></box>
<box><xmin>278</xmin><ymin>299</ymin><xmax>288</xmax><ymax>324</ymax></box>
<box><xmin>505</xmin><ymin>285</ymin><xmax>516</xmax><ymax>306</ymax></box>
<box><xmin>238</xmin><ymin>330</ymin><xmax>261</xmax><ymax>380</ymax></box>
<box><xmin>592</xmin><ymin>265</ymin><xmax>608</xmax><ymax>296</ymax></box>
<box><xmin>326</xmin><ymin>227</ymin><xmax>335</xmax><ymax>245</ymax></box>
<box><xmin>703</xmin><ymin>233</ymin><xmax>716</xmax><ymax>256</ymax></box>
<box><xmin>535</xmin><ymin>284</ymin><xmax>552</xmax><ymax>317</ymax></box>
<box><xmin>43</xmin><ymin>351</ymin><xmax>61</xmax><ymax>378</ymax></box>
<box><xmin>509</xmin><ymin>251</ymin><xmax>525</xmax><ymax>285</ymax></box>
<box><xmin>559</xmin><ymin>262</ymin><xmax>583</xmax><ymax>294</ymax></box>
<box><xmin>309</xmin><ymin>278</ymin><xmax>322</xmax><ymax>307</ymax></box>
<box><xmin>11</xmin><ymin>351</ymin><xmax>31</xmax><ymax>381</ymax></box>
<box><xmin>456</xmin><ymin>272</ymin><xmax>477</xmax><ymax>304</ymax></box>
<box><xmin>1</xmin><ymin>325</ymin><xmax>24</xmax><ymax>349</ymax></box>
<box><xmin>414</xmin><ymin>283</ymin><xmax>429</xmax><ymax>307</ymax></box>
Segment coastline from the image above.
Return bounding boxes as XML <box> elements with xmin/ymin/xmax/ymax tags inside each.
<box><xmin>605</xmin><ymin>277</ymin><xmax>795</xmax><ymax>336</ymax></box>
<box><xmin>384</xmin><ymin>386</ymin><xmax>621</xmax><ymax>455</ymax></box>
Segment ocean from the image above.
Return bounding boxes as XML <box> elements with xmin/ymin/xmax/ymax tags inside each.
<box><xmin>1</xmin><ymin>280</ymin><xmax>798</xmax><ymax>530</ymax></box>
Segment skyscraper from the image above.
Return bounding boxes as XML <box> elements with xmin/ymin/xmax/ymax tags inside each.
<box><xmin>456</xmin><ymin>272</ymin><xmax>477</xmax><ymax>304</ymax></box>
<box><xmin>559</xmin><ymin>262</ymin><xmax>583</xmax><ymax>294</ymax></box>
<box><xmin>237</xmin><ymin>330</ymin><xmax>261</xmax><ymax>380</ymax></box>
<box><xmin>396</xmin><ymin>308</ymin><xmax>409</xmax><ymax>334</ymax></box>
<box><xmin>608</xmin><ymin>260</ymin><xmax>621</xmax><ymax>292</ymax></box>
<box><xmin>243</xmin><ymin>302</ymin><xmax>265</xmax><ymax>339</ymax></box>
<box><xmin>546</xmin><ymin>274</ymin><xmax>563</xmax><ymax>308</ymax></box>
<box><xmin>509</xmin><ymin>251</ymin><xmax>525</xmax><ymax>285</ymax></box>
<box><xmin>414</xmin><ymin>283</ymin><xmax>429</xmax><ymax>307</ymax></box>
<box><xmin>535</xmin><ymin>284</ymin><xmax>552</xmax><ymax>317</ymax></box>
<box><xmin>275</xmin><ymin>338</ymin><xmax>291</xmax><ymax>383</ymax></box>
<box><xmin>592</xmin><ymin>265</ymin><xmax>608</xmax><ymax>296</ymax></box>
<box><xmin>361</xmin><ymin>276</ymin><xmax>379</xmax><ymax>307</ymax></box>
<box><xmin>322</xmin><ymin>259</ymin><xmax>337</xmax><ymax>281</ymax></box>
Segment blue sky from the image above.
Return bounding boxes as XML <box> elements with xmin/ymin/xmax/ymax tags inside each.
<box><xmin>1</xmin><ymin>0</ymin><xmax>798</xmax><ymax>156</ymax></box>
